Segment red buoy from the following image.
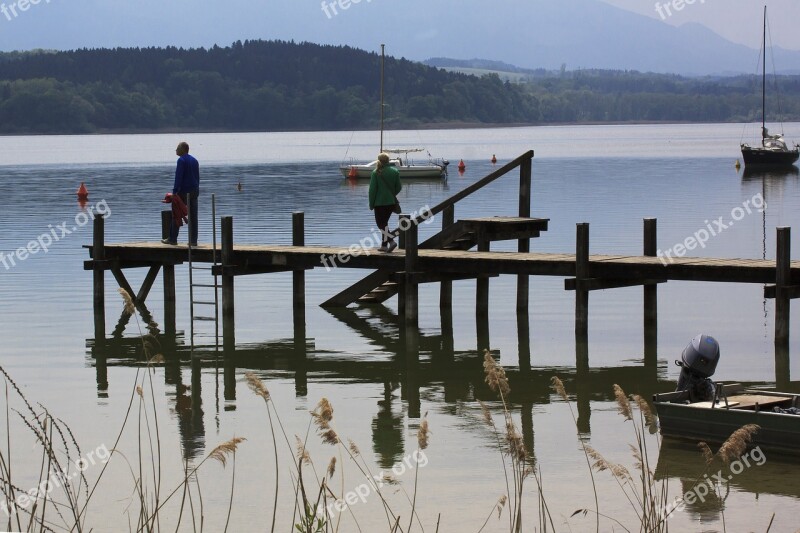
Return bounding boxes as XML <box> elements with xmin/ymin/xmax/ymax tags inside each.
<box><xmin>491</xmin><ymin>154</ymin><xmax>497</xmax><ymax>164</ymax></box>
<box><xmin>76</xmin><ymin>182</ymin><xmax>89</xmax><ymax>200</ymax></box>
<box><xmin>457</xmin><ymin>159</ymin><xmax>466</xmax><ymax>171</ymax></box>
<box><xmin>348</xmin><ymin>166</ymin><xmax>358</xmax><ymax>179</ymax></box>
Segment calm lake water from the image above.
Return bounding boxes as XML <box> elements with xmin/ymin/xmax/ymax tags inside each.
<box><xmin>1</xmin><ymin>123</ymin><xmax>800</xmax><ymax>532</ymax></box>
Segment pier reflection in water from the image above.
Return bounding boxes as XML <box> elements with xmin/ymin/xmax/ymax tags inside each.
<box><xmin>88</xmin><ymin>295</ymin><xmax>675</xmax><ymax>464</ymax></box>
<box><xmin>741</xmin><ymin>165</ymin><xmax>800</xmax><ymax>391</ymax></box>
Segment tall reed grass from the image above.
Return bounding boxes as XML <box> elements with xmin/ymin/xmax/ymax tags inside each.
<box><xmin>0</xmin><ymin>291</ymin><xmax>777</xmax><ymax>531</ymax></box>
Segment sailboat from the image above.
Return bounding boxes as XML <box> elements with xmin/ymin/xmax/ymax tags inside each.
<box><xmin>740</xmin><ymin>6</ymin><xmax>799</xmax><ymax>168</ymax></box>
<box><xmin>339</xmin><ymin>44</ymin><xmax>449</xmax><ymax>179</ymax></box>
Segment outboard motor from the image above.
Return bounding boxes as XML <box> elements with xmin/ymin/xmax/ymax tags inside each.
<box><xmin>675</xmin><ymin>334</ymin><xmax>720</xmax><ymax>402</ymax></box>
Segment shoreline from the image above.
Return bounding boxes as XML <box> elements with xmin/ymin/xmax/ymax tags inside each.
<box><xmin>0</xmin><ymin>119</ymin><xmax>775</xmax><ymax>137</ymax></box>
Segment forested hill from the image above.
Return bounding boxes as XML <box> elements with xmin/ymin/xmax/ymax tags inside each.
<box><xmin>1</xmin><ymin>40</ymin><xmax>800</xmax><ymax>134</ymax></box>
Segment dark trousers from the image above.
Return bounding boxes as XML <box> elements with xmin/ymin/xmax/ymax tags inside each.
<box><xmin>170</xmin><ymin>190</ymin><xmax>199</xmax><ymax>244</ymax></box>
<box><xmin>374</xmin><ymin>205</ymin><xmax>395</xmax><ymax>246</ymax></box>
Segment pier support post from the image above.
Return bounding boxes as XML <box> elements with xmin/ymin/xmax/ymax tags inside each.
<box><xmin>440</xmin><ymin>205</ymin><xmax>455</xmax><ymax>310</ymax></box>
<box><xmin>775</xmin><ymin>226</ymin><xmax>791</xmax><ymax>349</ymax></box>
<box><xmin>643</xmin><ymin>218</ymin><xmax>658</xmax><ymax>367</ymax></box>
<box><xmin>398</xmin><ymin>214</ymin><xmax>411</xmax><ymax>318</ymax></box>
<box><xmin>403</xmin><ymin>215</ymin><xmax>419</xmax><ymax>328</ymax></box>
<box><xmin>221</xmin><ymin>216</ymin><xmax>235</xmax><ymax>355</ymax></box>
<box><xmin>292</xmin><ymin>212</ymin><xmax>308</xmax><ymax>395</ymax></box>
<box><xmin>93</xmin><ymin>215</ymin><xmax>106</xmax><ymax>342</ymax></box>
<box><xmin>292</xmin><ymin>211</ymin><xmax>306</xmax><ymax>321</ymax></box>
<box><xmin>476</xmin><ymin>230</ymin><xmax>490</xmax><ymax>317</ymax></box>
<box><xmin>575</xmin><ymin>223</ymin><xmax>590</xmax><ymax>343</ymax></box>
<box><xmin>518</xmin><ymin>307</ymin><xmax>531</xmax><ymax>374</ymax></box>
<box><xmin>161</xmin><ymin>210</ymin><xmax>176</xmax><ymax>336</ymax></box>
<box><xmin>476</xmin><ymin>230</ymin><xmax>491</xmax><ymax>351</ymax></box>
<box><xmin>517</xmin><ymin>153</ymin><xmax>532</xmax><ymax>311</ymax></box>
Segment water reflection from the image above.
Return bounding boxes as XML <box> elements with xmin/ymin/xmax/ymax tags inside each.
<box><xmin>655</xmin><ymin>439</ymin><xmax>800</xmax><ymax>523</ymax></box>
<box><xmin>740</xmin><ymin>165</ymin><xmax>798</xmax><ymax>387</ymax></box>
<box><xmin>88</xmin><ymin>301</ymin><xmax>674</xmax><ymax>462</ymax></box>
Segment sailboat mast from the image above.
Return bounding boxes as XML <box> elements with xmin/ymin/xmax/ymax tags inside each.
<box><xmin>762</xmin><ymin>5</ymin><xmax>766</xmax><ymax>142</ymax></box>
<box><xmin>380</xmin><ymin>43</ymin><xmax>385</xmax><ymax>153</ymax></box>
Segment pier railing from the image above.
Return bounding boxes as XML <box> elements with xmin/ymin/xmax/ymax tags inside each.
<box><xmin>393</xmin><ymin>149</ymin><xmax>533</xmax><ymax>233</ymax></box>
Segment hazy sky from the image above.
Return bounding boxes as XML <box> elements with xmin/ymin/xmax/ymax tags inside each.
<box><xmin>602</xmin><ymin>0</ymin><xmax>800</xmax><ymax>50</ymax></box>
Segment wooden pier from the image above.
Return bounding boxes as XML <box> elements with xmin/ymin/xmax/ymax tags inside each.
<box><xmin>85</xmin><ymin>150</ymin><xmax>800</xmax><ymax>360</ymax></box>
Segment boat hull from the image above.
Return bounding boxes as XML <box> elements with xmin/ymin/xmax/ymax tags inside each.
<box><xmin>339</xmin><ymin>164</ymin><xmax>447</xmax><ymax>180</ymax></box>
<box><xmin>654</xmin><ymin>389</ymin><xmax>800</xmax><ymax>456</ymax></box>
<box><xmin>741</xmin><ymin>146</ymin><xmax>800</xmax><ymax>168</ymax></box>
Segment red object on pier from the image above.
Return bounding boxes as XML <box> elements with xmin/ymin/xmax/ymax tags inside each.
<box><xmin>457</xmin><ymin>159</ymin><xmax>466</xmax><ymax>171</ymax></box>
<box><xmin>76</xmin><ymin>182</ymin><xmax>89</xmax><ymax>200</ymax></box>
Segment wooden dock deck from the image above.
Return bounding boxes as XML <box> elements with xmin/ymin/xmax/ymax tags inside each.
<box><xmin>84</xmin><ymin>150</ymin><xmax>800</xmax><ymax>358</ymax></box>
<box><xmin>91</xmin><ymin>241</ymin><xmax>800</xmax><ymax>285</ymax></box>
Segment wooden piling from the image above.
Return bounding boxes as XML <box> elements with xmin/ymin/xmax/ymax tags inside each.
<box><xmin>398</xmin><ymin>214</ymin><xmax>411</xmax><ymax>317</ymax></box>
<box><xmin>93</xmin><ymin>215</ymin><xmax>106</xmax><ymax>342</ymax></box>
<box><xmin>517</xmin><ymin>307</ymin><xmax>531</xmax><ymax>373</ymax></box>
<box><xmin>161</xmin><ymin>210</ymin><xmax>176</xmax><ymax>336</ymax></box>
<box><xmin>292</xmin><ymin>211</ymin><xmax>306</xmax><ymax>311</ymax></box>
<box><xmin>476</xmin><ymin>230</ymin><xmax>490</xmax><ymax>316</ymax></box>
<box><xmin>440</xmin><ymin>205</ymin><xmax>455</xmax><ymax>310</ymax></box>
<box><xmin>575</xmin><ymin>223</ymin><xmax>590</xmax><ymax>341</ymax></box>
<box><xmin>643</xmin><ymin>218</ymin><xmax>658</xmax><ymax>366</ymax></box>
<box><xmin>92</xmin><ymin>214</ymin><xmax>108</xmax><ymax>395</ymax></box>
<box><xmin>292</xmin><ymin>212</ymin><xmax>308</xmax><ymax>374</ymax></box>
<box><xmin>221</xmin><ymin>216</ymin><xmax>235</xmax><ymax>353</ymax></box>
<box><xmin>403</xmin><ymin>216</ymin><xmax>419</xmax><ymax>327</ymax></box>
<box><xmin>775</xmin><ymin>226</ymin><xmax>791</xmax><ymax>347</ymax></box>
<box><xmin>517</xmin><ymin>154</ymin><xmax>532</xmax><ymax>310</ymax></box>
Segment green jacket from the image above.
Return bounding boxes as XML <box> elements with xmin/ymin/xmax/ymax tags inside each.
<box><xmin>369</xmin><ymin>165</ymin><xmax>401</xmax><ymax>209</ymax></box>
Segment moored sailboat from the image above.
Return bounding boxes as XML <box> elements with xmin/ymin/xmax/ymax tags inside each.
<box><xmin>740</xmin><ymin>6</ymin><xmax>799</xmax><ymax>168</ymax></box>
<box><xmin>339</xmin><ymin>45</ymin><xmax>448</xmax><ymax>179</ymax></box>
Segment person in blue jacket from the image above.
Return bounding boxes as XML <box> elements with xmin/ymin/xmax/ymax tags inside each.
<box><xmin>163</xmin><ymin>141</ymin><xmax>200</xmax><ymax>245</ymax></box>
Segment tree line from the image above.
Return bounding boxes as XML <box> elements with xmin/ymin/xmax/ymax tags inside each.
<box><xmin>0</xmin><ymin>40</ymin><xmax>798</xmax><ymax>134</ymax></box>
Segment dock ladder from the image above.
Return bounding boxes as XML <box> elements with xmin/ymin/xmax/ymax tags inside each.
<box><xmin>187</xmin><ymin>193</ymin><xmax>220</xmax><ymax>357</ymax></box>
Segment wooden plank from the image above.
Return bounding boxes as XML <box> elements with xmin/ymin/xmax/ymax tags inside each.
<box><xmin>764</xmin><ymin>284</ymin><xmax>800</xmax><ymax>299</ymax></box>
<box><xmin>564</xmin><ymin>278</ymin><xmax>666</xmax><ymax>291</ymax></box>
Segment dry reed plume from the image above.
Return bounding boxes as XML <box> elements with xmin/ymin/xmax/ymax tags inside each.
<box><xmin>717</xmin><ymin>424</ymin><xmax>760</xmax><ymax>465</ymax></box>
<box><xmin>245</xmin><ymin>371</ymin><xmax>271</xmax><ymax>401</ymax></box>
<box><xmin>209</xmin><ymin>437</ymin><xmax>247</xmax><ymax>467</ymax></box>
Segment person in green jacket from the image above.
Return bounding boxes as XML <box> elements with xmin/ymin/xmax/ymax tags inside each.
<box><xmin>369</xmin><ymin>152</ymin><xmax>402</xmax><ymax>252</ymax></box>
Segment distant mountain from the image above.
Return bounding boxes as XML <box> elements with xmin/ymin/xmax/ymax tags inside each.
<box><xmin>1</xmin><ymin>0</ymin><xmax>799</xmax><ymax>76</ymax></box>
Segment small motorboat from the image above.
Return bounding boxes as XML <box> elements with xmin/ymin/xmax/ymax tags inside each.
<box><xmin>653</xmin><ymin>334</ymin><xmax>800</xmax><ymax>456</ymax></box>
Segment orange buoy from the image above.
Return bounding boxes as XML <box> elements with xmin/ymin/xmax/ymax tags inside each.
<box><xmin>348</xmin><ymin>166</ymin><xmax>358</xmax><ymax>178</ymax></box>
<box><xmin>491</xmin><ymin>154</ymin><xmax>497</xmax><ymax>164</ymax></box>
<box><xmin>457</xmin><ymin>159</ymin><xmax>466</xmax><ymax>171</ymax></box>
<box><xmin>76</xmin><ymin>182</ymin><xmax>89</xmax><ymax>200</ymax></box>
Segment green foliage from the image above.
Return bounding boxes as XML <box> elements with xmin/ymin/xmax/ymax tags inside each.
<box><xmin>0</xmin><ymin>40</ymin><xmax>799</xmax><ymax>134</ymax></box>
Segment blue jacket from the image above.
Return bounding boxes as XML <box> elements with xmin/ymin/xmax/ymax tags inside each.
<box><xmin>173</xmin><ymin>154</ymin><xmax>200</xmax><ymax>194</ymax></box>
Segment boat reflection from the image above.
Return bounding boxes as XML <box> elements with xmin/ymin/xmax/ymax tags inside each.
<box><xmin>655</xmin><ymin>439</ymin><xmax>800</xmax><ymax>523</ymax></box>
